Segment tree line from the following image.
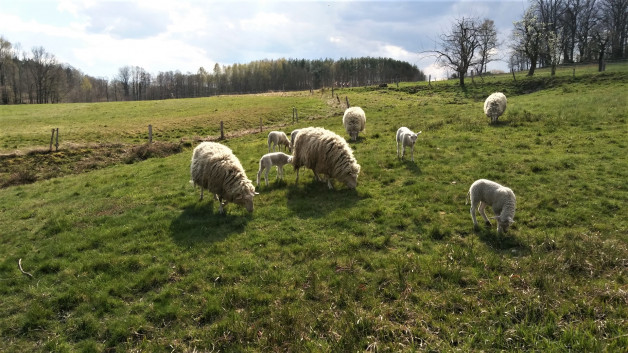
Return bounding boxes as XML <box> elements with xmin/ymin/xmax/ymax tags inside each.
<box><xmin>432</xmin><ymin>0</ymin><xmax>627</xmax><ymax>86</ymax></box>
<box><xmin>0</xmin><ymin>38</ymin><xmax>424</xmax><ymax>105</ymax></box>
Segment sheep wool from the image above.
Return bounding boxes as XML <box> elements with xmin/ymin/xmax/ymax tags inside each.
<box><xmin>342</xmin><ymin>106</ymin><xmax>366</xmax><ymax>141</ymax></box>
<box><xmin>292</xmin><ymin>127</ymin><xmax>361</xmax><ymax>189</ymax></box>
<box><xmin>468</xmin><ymin>179</ymin><xmax>516</xmax><ymax>233</ymax></box>
<box><xmin>484</xmin><ymin>92</ymin><xmax>507</xmax><ymax>123</ymax></box>
<box><xmin>190</xmin><ymin>142</ymin><xmax>257</xmax><ymax>213</ymax></box>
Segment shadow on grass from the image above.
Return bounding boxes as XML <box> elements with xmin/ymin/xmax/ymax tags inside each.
<box><xmin>254</xmin><ymin>178</ymin><xmax>290</xmax><ymax>192</ymax></box>
<box><xmin>474</xmin><ymin>226</ymin><xmax>530</xmax><ymax>255</ymax></box>
<box><xmin>286</xmin><ymin>179</ymin><xmax>362</xmax><ymax>218</ymax></box>
<box><xmin>401</xmin><ymin>159</ymin><xmax>422</xmax><ymax>175</ymax></box>
<box><xmin>169</xmin><ymin>201</ymin><xmax>251</xmax><ymax>245</ymax></box>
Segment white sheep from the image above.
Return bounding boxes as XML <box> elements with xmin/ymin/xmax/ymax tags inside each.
<box><xmin>292</xmin><ymin>127</ymin><xmax>361</xmax><ymax>189</ymax></box>
<box><xmin>342</xmin><ymin>106</ymin><xmax>366</xmax><ymax>141</ymax></box>
<box><xmin>267</xmin><ymin>131</ymin><xmax>291</xmax><ymax>153</ymax></box>
<box><xmin>396</xmin><ymin>127</ymin><xmax>422</xmax><ymax>162</ymax></box>
<box><xmin>484</xmin><ymin>92</ymin><xmax>507</xmax><ymax>124</ymax></box>
<box><xmin>256</xmin><ymin>152</ymin><xmax>292</xmax><ymax>186</ymax></box>
<box><xmin>467</xmin><ymin>179</ymin><xmax>516</xmax><ymax>233</ymax></box>
<box><xmin>290</xmin><ymin>129</ymin><xmax>301</xmax><ymax>150</ymax></box>
<box><xmin>190</xmin><ymin>142</ymin><xmax>258</xmax><ymax>214</ymax></box>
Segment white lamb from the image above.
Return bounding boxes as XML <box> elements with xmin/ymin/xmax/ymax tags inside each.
<box><xmin>292</xmin><ymin>127</ymin><xmax>361</xmax><ymax>189</ymax></box>
<box><xmin>256</xmin><ymin>152</ymin><xmax>292</xmax><ymax>186</ymax></box>
<box><xmin>467</xmin><ymin>179</ymin><xmax>516</xmax><ymax>233</ymax></box>
<box><xmin>267</xmin><ymin>131</ymin><xmax>291</xmax><ymax>153</ymax></box>
<box><xmin>396</xmin><ymin>127</ymin><xmax>422</xmax><ymax>162</ymax></box>
<box><xmin>484</xmin><ymin>92</ymin><xmax>507</xmax><ymax>124</ymax></box>
<box><xmin>342</xmin><ymin>106</ymin><xmax>366</xmax><ymax>141</ymax></box>
<box><xmin>190</xmin><ymin>142</ymin><xmax>258</xmax><ymax>214</ymax></box>
<box><xmin>290</xmin><ymin>129</ymin><xmax>301</xmax><ymax>150</ymax></box>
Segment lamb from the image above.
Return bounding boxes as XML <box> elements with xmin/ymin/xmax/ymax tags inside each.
<box><xmin>292</xmin><ymin>127</ymin><xmax>361</xmax><ymax>189</ymax></box>
<box><xmin>342</xmin><ymin>106</ymin><xmax>366</xmax><ymax>141</ymax></box>
<box><xmin>396</xmin><ymin>127</ymin><xmax>422</xmax><ymax>162</ymax></box>
<box><xmin>467</xmin><ymin>179</ymin><xmax>516</xmax><ymax>233</ymax></box>
<box><xmin>256</xmin><ymin>152</ymin><xmax>293</xmax><ymax>186</ymax></box>
<box><xmin>484</xmin><ymin>92</ymin><xmax>507</xmax><ymax>124</ymax></box>
<box><xmin>267</xmin><ymin>131</ymin><xmax>291</xmax><ymax>153</ymax></box>
<box><xmin>190</xmin><ymin>142</ymin><xmax>258</xmax><ymax>214</ymax></box>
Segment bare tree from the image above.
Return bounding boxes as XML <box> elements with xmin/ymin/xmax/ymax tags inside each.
<box><xmin>117</xmin><ymin>66</ymin><xmax>131</xmax><ymax>99</ymax></box>
<box><xmin>602</xmin><ymin>0</ymin><xmax>628</xmax><ymax>59</ymax></box>
<box><xmin>432</xmin><ymin>17</ymin><xmax>481</xmax><ymax>86</ymax></box>
<box><xmin>475</xmin><ymin>19</ymin><xmax>499</xmax><ymax>75</ymax></box>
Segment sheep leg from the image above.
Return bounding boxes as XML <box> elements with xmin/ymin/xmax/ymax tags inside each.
<box><xmin>478</xmin><ymin>202</ymin><xmax>492</xmax><ymax>226</ymax></box>
<box><xmin>295</xmin><ymin>168</ymin><xmax>300</xmax><ymax>184</ymax></box>
<box><xmin>327</xmin><ymin>179</ymin><xmax>334</xmax><ymax>189</ymax></box>
<box><xmin>470</xmin><ymin>201</ymin><xmax>478</xmax><ymax>228</ymax></box>
<box><xmin>256</xmin><ymin>167</ymin><xmax>263</xmax><ymax>186</ymax></box>
<box><xmin>277</xmin><ymin>165</ymin><xmax>283</xmax><ymax>180</ymax></box>
<box><xmin>264</xmin><ymin>167</ymin><xmax>270</xmax><ymax>186</ymax></box>
<box><xmin>397</xmin><ymin>141</ymin><xmax>400</xmax><ymax>158</ymax></box>
<box><xmin>199</xmin><ymin>187</ymin><xmax>204</xmax><ymax>201</ymax></box>
<box><xmin>217</xmin><ymin>195</ymin><xmax>225</xmax><ymax>214</ymax></box>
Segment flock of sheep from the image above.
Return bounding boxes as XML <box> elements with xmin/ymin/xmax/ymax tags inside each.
<box><xmin>190</xmin><ymin>91</ymin><xmax>514</xmax><ymax>234</ymax></box>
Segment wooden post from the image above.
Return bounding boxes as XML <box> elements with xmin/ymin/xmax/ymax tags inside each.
<box><xmin>220</xmin><ymin>121</ymin><xmax>224</xmax><ymax>140</ymax></box>
<box><xmin>511</xmin><ymin>68</ymin><xmax>516</xmax><ymax>82</ymax></box>
<box><xmin>292</xmin><ymin>107</ymin><xmax>295</xmax><ymax>123</ymax></box>
<box><xmin>49</xmin><ymin>128</ymin><xmax>55</xmax><ymax>151</ymax></box>
<box><xmin>428</xmin><ymin>75</ymin><xmax>431</xmax><ymax>87</ymax></box>
<box><xmin>296</xmin><ymin>108</ymin><xmax>298</xmax><ymax>123</ymax></box>
<box><xmin>337</xmin><ymin>96</ymin><xmax>340</xmax><ymax>104</ymax></box>
<box><xmin>260</xmin><ymin>118</ymin><xmax>263</xmax><ymax>132</ymax></box>
<box><xmin>345</xmin><ymin>96</ymin><xmax>350</xmax><ymax>108</ymax></box>
<box><xmin>332</xmin><ymin>86</ymin><xmax>334</xmax><ymax>97</ymax></box>
<box><xmin>55</xmin><ymin>128</ymin><xmax>59</xmax><ymax>151</ymax></box>
<box><xmin>148</xmin><ymin>124</ymin><xmax>153</xmax><ymax>143</ymax></box>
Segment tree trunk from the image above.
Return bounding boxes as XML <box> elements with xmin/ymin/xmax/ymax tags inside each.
<box><xmin>598</xmin><ymin>49</ymin><xmax>605</xmax><ymax>72</ymax></box>
<box><xmin>459</xmin><ymin>73</ymin><xmax>465</xmax><ymax>86</ymax></box>
<box><xmin>527</xmin><ymin>59</ymin><xmax>537</xmax><ymax>76</ymax></box>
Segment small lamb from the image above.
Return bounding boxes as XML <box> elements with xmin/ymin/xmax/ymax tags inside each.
<box><xmin>256</xmin><ymin>152</ymin><xmax>292</xmax><ymax>186</ymax></box>
<box><xmin>396</xmin><ymin>127</ymin><xmax>422</xmax><ymax>162</ymax></box>
<box><xmin>267</xmin><ymin>131</ymin><xmax>291</xmax><ymax>153</ymax></box>
<box><xmin>467</xmin><ymin>179</ymin><xmax>516</xmax><ymax>233</ymax></box>
<box><xmin>484</xmin><ymin>92</ymin><xmax>507</xmax><ymax>124</ymax></box>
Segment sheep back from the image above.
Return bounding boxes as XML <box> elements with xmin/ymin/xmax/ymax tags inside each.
<box><xmin>342</xmin><ymin>107</ymin><xmax>366</xmax><ymax>141</ymax></box>
<box><xmin>292</xmin><ymin>127</ymin><xmax>361</xmax><ymax>189</ymax></box>
<box><xmin>190</xmin><ymin>142</ymin><xmax>256</xmax><ymax>212</ymax></box>
<box><xmin>484</xmin><ymin>92</ymin><xmax>507</xmax><ymax>123</ymax></box>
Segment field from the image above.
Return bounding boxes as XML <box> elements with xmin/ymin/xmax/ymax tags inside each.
<box><xmin>1</xmin><ymin>64</ymin><xmax>627</xmax><ymax>352</ymax></box>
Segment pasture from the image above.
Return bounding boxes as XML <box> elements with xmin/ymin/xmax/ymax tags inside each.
<box><xmin>1</xmin><ymin>64</ymin><xmax>626</xmax><ymax>352</ymax></box>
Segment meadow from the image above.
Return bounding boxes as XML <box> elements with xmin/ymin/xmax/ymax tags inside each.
<box><xmin>0</xmin><ymin>64</ymin><xmax>626</xmax><ymax>352</ymax></box>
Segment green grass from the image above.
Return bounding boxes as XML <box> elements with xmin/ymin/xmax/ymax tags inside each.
<box><xmin>0</xmin><ymin>64</ymin><xmax>627</xmax><ymax>352</ymax></box>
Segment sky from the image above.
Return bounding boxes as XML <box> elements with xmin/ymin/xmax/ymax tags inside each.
<box><xmin>0</xmin><ymin>0</ymin><xmax>529</xmax><ymax>81</ymax></box>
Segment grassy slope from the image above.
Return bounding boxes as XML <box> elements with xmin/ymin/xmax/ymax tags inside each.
<box><xmin>0</xmin><ymin>65</ymin><xmax>626</xmax><ymax>352</ymax></box>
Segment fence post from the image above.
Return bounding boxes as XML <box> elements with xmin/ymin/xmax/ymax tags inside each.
<box><xmin>428</xmin><ymin>74</ymin><xmax>431</xmax><ymax>87</ymax></box>
<box><xmin>345</xmin><ymin>96</ymin><xmax>350</xmax><ymax>108</ymax></box>
<box><xmin>296</xmin><ymin>108</ymin><xmax>298</xmax><ymax>123</ymax></box>
<box><xmin>220</xmin><ymin>121</ymin><xmax>224</xmax><ymax>140</ymax></box>
<box><xmin>260</xmin><ymin>118</ymin><xmax>263</xmax><ymax>132</ymax></box>
<box><xmin>55</xmin><ymin>128</ymin><xmax>59</xmax><ymax>151</ymax></box>
<box><xmin>148</xmin><ymin>124</ymin><xmax>153</xmax><ymax>143</ymax></box>
<box><xmin>49</xmin><ymin>129</ymin><xmax>55</xmax><ymax>151</ymax></box>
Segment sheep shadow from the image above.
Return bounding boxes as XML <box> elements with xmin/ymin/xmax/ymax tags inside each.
<box><xmin>255</xmin><ymin>178</ymin><xmax>290</xmax><ymax>192</ymax></box>
<box><xmin>285</xmin><ymin>180</ymin><xmax>362</xmax><ymax>218</ymax></box>
<box><xmin>473</xmin><ymin>226</ymin><xmax>530</xmax><ymax>255</ymax></box>
<box><xmin>400</xmin><ymin>159</ymin><xmax>422</xmax><ymax>175</ymax></box>
<box><xmin>169</xmin><ymin>201</ymin><xmax>250</xmax><ymax>246</ymax></box>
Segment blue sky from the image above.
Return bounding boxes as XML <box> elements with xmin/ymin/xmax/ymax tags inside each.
<box><xmin>0</xmin><ymin>0</ymin><xmax>528</xmax><ymax>80</ymax></box>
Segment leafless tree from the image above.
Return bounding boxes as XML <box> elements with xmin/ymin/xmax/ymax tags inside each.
<box><xmin>475</xmin><ymin>19</ymin><xmax>499</xmax><ymax>75</ymax></box>
<box><xmin>432</xmin><ymin>17</ymin><xmax>481</xmax><ymax>86</ymax></box>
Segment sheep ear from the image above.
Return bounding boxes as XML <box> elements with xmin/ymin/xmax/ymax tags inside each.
<box><xmin>417</xmin><ymin>131</ymin><xmax>422</xmax><ymax>134</ymax></box>
<box><xmin>254</xmin><ymin>192</ymin><xmax>259</xmax><ymax>196</ymax></box>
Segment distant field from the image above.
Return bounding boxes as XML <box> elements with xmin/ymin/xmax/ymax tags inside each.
<box><xmin>0</xmin><ymin>64</ymin><xmax>626</xmax><ymax>352</ymax></box>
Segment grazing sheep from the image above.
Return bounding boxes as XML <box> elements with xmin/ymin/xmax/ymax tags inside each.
<box><xmin>467</xmin><ymin>179</ymin><xmax>516</xmax><ymax>233</ymax></box>
<box><xmin>484</xmin><ymin>92</ymin><xmax>507</xmax><ymax>124</ymax></box>
<box><xmin>396</xmin><ymin>127</ymin><xmax>422</xmax><ymax>162</ymax></box>
<box><xmin>292</xmin><ymin>127</ymin><xmax>361</xmax><ymax>189</ymax></box>
<box><xmin>267</xmin><ymin>131</ymin><xmax>291</xmax><ymax>153</ymax></box>
<box><xmin>290</xmin><ymin>129</ymin><xmax>301</xmax><ymax>150</ymax></box>
<box><xmin>342</xmin><ymin>106</ymin><xmax>366</xmax><ymax>141</ymax></box>
<box><xmin>190</xmin><ymin>142</ymin><xmax>258</xmax><ymax>214</ymax></box>
<box><xmin>256</xmin><ymin>152</ymin><xmax>292</xmax><ymax>186</ymax></box>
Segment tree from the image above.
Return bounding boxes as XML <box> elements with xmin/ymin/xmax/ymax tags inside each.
<box><xmin>602</xmin><ymin>0</ymin><xmax>628</xmax><ymax>59</ymax></box>
<box><xmin>432</xmin><ymin>17</ymin><xmax>481</xmax><ymax>86</ymax></box>
<box><xmin>475</xmin><ymin>19</ymin><xmax>499</xmax><ymax>75</ymax></box>
<box><xmin>512</xmin><ymin>6</ymin><xmax>546</xmax><ymax>76</ymax></box>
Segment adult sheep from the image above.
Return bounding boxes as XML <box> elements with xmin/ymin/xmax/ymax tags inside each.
<box><xmin>267</xmin><ymin>131</ymin><xmax>291</xmax><ymax>152</ymax></box>
<box><xmin>190</xmin><ymin>142</ymin><xmax>258</xmax><ymax>214</ymax></box>
<box><xmin>467</xmin><ymin>179</ymin><xmax>516</xmax><ymax>234</ymax></box>
<box><xmin>484</xmin><ymin>92</ymin><xmax>507</xmax><ymax>124</ymax></box>
<box><xmin>292</xmin><ymin>127</ymin><xmax>361</xmax><ymax>189</ymax></box>
<box><xmin>342</xmin><ymin>106</ymin><xmax>366</xmax><ymax>141</ymax></box>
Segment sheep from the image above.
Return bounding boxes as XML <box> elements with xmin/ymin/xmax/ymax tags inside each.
<box><xmin>396</xmin><ymin>127</ymin><xmax>422</xmax><ymax>162</ymax></box>
<box><xmin>467</xmin><ymin>179</ymin><xmax>516</xmax><ymax>234</ymax></box>
<box><xmin>290</xmin><ymin>129</ymin><xmax>301</xmax><ymax>150</ymax></box>
<box><xmin>484</xmin><ymin>92</ymin><xmax>507</xmax><ymax>124</ymax></box>
<box><xmin>190</xmin><ymin>142</ymin><xmax>258</xmax><ymax>214</ymax></box>
<box><xmin>342</xmin><ymin>106</ymin><xmax>366</xmax><ymax>141</ymax></box>
<box><xmin>256</xmin><ymin>152</ymin><xmax>292</xmax><ymax>186</ymax></box>
<box><xmin>267</xmin><ymin>131</ymin><xmax>291</xmax><ymax>153</ymax></box>
<box><xmin>292</xmin><ymin>127</ymin><xmax>361</xmax><ymax>189</ymax></box>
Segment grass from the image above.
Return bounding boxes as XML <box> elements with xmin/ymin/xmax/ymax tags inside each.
<box><xmin>0</xmin><ymin>63</ymin><xmax>626</xmax><ymax>352</ymax></box>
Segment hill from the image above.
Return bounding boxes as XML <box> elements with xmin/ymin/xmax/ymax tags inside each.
<box><xmin>0</xmin><ymin>64</ymin><xmax>626</xmax><ymax>352</ymax></box>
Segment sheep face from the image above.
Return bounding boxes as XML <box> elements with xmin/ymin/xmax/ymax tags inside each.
<box><xmin>497</xmin><ymin>217</ymin><xmax>514</xmax><ymax>233</ymax></box>
<box><xmin>338</xmin><ymin>166</ymin><xmax>360</xmax><ymax>189</ymax></box>
<box><xmin>235</xmin><ymin>192</ymin><xmax>257</xmax><ymax>213</ymax></box>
